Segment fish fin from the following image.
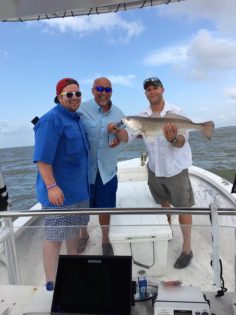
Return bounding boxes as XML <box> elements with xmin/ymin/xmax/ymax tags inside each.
<box><xmin>201</xmin><ymin>121</ymin><xmax>215</xmax><ymax>140</ymax></box>
<box><xmin>164</xmin><ymin>112</ymin><xmax>193</xmax><ymax>122</ymax></box>
<box><xmin>142</xmin><ymin>131</ymin><xmax>156</xmax><ymax>142</ymax></box>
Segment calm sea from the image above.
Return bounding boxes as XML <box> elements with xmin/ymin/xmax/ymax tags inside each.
<box><xmin>0</xmin><ymin>126</ymin><xmax>235</xmax><ymax>211</ymax></box>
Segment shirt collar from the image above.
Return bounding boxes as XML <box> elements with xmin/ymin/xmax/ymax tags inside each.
<box><xmin>142</xmin><ymin>101</ymin><xmax>171</xmax><ymax>117</ymax></box>
<box><xmin>91</xmin><ymin>98</ymin><xmax>112</xmax><ymax>114</ymax></box>
<box><xmin>57</xmin><ymin>103</ymin><xmax>79</xmax><ymax>119</ymax></box>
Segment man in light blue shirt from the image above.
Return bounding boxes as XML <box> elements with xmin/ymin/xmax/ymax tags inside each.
<box><xmin>78</xmin><ymin>77</ymin><xmax>128</xmax><ymax>255</ymax></box>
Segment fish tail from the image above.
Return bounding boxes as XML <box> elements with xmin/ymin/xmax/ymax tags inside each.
<box><xmin>202</xmin><ymin>121</ymin><xmax>215</xmax><ymax>140</ymax></box>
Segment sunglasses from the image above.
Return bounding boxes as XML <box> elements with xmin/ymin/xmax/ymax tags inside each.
<box><xmin>143</xmin><ymin>77</ymin><xmax>163</xmax><ymax>88</ymax></box>
<box><xmin>60</xmin><ymin>91</ymin><xmax>82</xmax><ymax>98</ymax></box>
<box><xmin>94</xmin><ymin>86</ymin><xmax>112</xmax><ymax>93</ymax></box>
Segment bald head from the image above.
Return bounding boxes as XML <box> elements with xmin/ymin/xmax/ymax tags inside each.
<box><xmin>92</xmin><ymin>77</ymin><xmax>112</xmax><ymax>112</ymax></box>
<box><xmin>93</xmin><ymin>77</ymin><xmax>111</xmax><ymax>88</ymax></box>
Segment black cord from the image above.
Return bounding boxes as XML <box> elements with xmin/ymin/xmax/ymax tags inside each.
<box><xmin>210</xmin><ymin>259</ymin><xmax>228</xmax><ymax>297</ymax></box>
<box><xmin>130</xmin><ymin>241</ymin><xmax>155</xmax><ymax>269</ymax></box>
<box><xmin>209</xmin><ymin>213</ymin><xmax>227</xmax><ymax>297</ymax></box>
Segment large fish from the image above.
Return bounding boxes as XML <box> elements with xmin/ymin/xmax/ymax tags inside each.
<box><xmin>121</xmin><ymin>113</ymin><xmax>214</xmax><ymax>140</ymax></box>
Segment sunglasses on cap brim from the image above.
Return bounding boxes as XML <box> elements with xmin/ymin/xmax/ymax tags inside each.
<box><xmin>60</xmin><ymin>91</ymin><xmax>82</xmax><ymax>98</ymax></box>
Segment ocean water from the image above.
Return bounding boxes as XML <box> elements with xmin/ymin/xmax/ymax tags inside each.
<box><xmin>0</xmin><ymin>126</ymin><xmax>235</xmax><ymax>211</ymax></box>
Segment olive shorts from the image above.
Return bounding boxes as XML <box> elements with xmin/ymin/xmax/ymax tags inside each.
<box><xmin>147</xmin><ymin>167</ymin><xmax>195</xmax><ymax>207</ymax></box>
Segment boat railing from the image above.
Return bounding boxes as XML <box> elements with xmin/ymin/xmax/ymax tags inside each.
<box><xmin>1</xmin><ymin>205</ymin><xmax>236</xmax><ymax>217</ymax></box>
<box><xmin>0</xmin><ymin>204</ymin><xmax>236</xmax><ymax>292</ymax></box>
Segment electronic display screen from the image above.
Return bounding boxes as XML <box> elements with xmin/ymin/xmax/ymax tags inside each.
<box><xmin>51</xmin><ymin>255</ymin><xmax>132</xmax><ymax>315</ymax></box>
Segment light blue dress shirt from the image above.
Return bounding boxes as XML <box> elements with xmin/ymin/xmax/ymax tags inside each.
<box><xmin>78</xmin><ymin>99</ymin><xmax>125</xmax><ymax>185</ymax></box>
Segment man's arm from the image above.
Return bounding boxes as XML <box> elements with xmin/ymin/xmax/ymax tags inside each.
<box><xmin>37</xmin><ymin>162</ymin><xmax>65</xmax><ymax>206</ymax></box>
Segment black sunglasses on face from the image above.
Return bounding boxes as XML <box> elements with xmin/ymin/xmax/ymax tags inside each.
<box><xmin>94</xmin><ymin>86</ymin><xmax>112</xmax><ymax>93</ymax></box>
<box><xmin>60</xmin><ymin>91</ymin><xmax>82</xmax><ymax>98</ymax></box>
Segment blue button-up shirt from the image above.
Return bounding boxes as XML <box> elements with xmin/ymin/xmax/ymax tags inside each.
<box><xmin>33</xmin><ymin>104</ymin><xmax>90</xmax><ymax>207</ymax></box>
<box><xmin>78</xmin><ymin>99</ymin><xmax>125</xmax><ymax>185</ymax></box>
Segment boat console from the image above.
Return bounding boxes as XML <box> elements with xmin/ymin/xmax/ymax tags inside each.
<box><xmin>154</xmin><ymin>286</ymin><xmax>210</xmax><ymax>315</ymax></box>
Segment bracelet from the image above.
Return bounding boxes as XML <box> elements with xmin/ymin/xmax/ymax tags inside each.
<box><xmin>46</xmin><ymin>183</ymin><xmax>57</xmax><ymax>190</ymax></box>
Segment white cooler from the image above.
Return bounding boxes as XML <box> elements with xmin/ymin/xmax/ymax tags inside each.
<box><xmin>109</xmin><ymin>214</ymin><xmax>172</xmax><ymax>277</ymax></box>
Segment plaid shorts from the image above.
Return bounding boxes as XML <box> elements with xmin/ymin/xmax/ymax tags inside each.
<box><xmin>43</xmin><ymin>200</ymin><xmax>89</xmax><ymax>241</ymax></box>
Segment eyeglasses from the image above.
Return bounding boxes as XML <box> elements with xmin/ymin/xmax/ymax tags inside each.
<box><xmin>60</xmin><ymin>91</ymin><xmax>82</xmax><ymax>98</ymax></box>
<box><xmin>94</xmin><ymin>86</ymin><xmax>112</xmax><ymax>93</ymax></box>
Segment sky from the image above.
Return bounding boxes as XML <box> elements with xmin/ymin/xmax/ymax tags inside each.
<box><xmin>0</xmin><ymin>0</ymin><xmax>236</xmax><ymax>148</ymax></box>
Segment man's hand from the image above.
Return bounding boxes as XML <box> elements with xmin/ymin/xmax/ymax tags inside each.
<box><xmin>107</xmin><ymin>122</ymin><xmax>128</xmax><ymax>144</ymax></box>
<box><xmin>163</xmin><ymin>123</ymin><xmax>185</xmax><ymax>147</ymax></box>
<box><xmin>163</xmin><ymin>123</ymin><xmax>177</xmax><ymax>142</ymax></box>
<box><xmin>48</xmin><ymin>185</ymin><xmax>65</xmax><ymax>206</ymax></box>
<box><xmin>107</xmin><ymin>122</ymin><xmax>119</xmax><ymax>134</ymax></box>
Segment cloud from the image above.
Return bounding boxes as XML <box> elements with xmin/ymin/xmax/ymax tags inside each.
<box><xmin>41</xmin><ymin>13</ymin><xmax>144</xmax><ymax>43</ymax></box>
<box><xmin>197</xmin><ymin>106</ymin><xmax>210</xmax><ymax>112</ymax></box>
<box><xmin>224</xmin><ymin>86</ymin><xmax>236</xmax><ymax>100</ymax></box>
<box><xmin>106</xmin><ymin>74</ymin><xmax>136</xmax><ymax>86</ymax></box>
<box><xmin>144</xmin><ymin>29</ymin><xmax>236</xmax><ymax>80</ymax></box>
<box><xmin>158</xmin><ymin>0</ymin><xmax>236</xmax><ymax>35</ymax></box>
<box><xmin>0</xmin><ymin>120</ymin><xmax>33</xmax><ymax>148</ymax></box>
<box><xmin>143</xmin><ymin>45</ymin><xmax>188</xmax><ymax>66</ymax></box>
<box><xmin>82</xmin><ymin>74</ymin><xmax>136</xmax><ymax>86</ymax></box>
<box><xmin>188</xmin><ymin>30</ymin><xmax>236</xmax><ymax>71</ymax></box>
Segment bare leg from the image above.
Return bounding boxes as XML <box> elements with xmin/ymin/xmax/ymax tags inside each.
<box><xmin>174</xmin><ymin>214</ymin><xmax>193</xmax><ymax>268</ymax></box>
<box><xmin>161</xmin><ymin>201</ymin><xmax>192</xmax><ymax>253</ymax></box>
<box><xmin>99</xmin><ymin>214</ymin><xmax>110</xmax><ymax>244</ymax></box>
<box><xmin>79</xmin><ymin>226</ymin><xmax>89</xmax><ymax>239</ymax></box>
<box><xmin>161</xmin><ymin>201</ymin><xmax>172</xmax><ymax>225</ymax></box>
<box><xmin>77</xmin><ymin>226</ymin><xmax>90</xmax><ymax>253</ymax></box>
<box><xmin>179</xmin><ymin>214</ymin><xmax>192</xmax><ymax>254</ymax></box>
<box><xmin>66</xmin><ymin>239</ymin><xmax>80</xmax><ymax>255</ymax></box>
<box><xmin>99</xmin><ymin>214</ymin><xmax>113</xmax><ymax>255</ymax></box>
<box><xmin>43</xmin><ymin>240</ymin><xmax>62</xmax><ymax>282</ymax></box>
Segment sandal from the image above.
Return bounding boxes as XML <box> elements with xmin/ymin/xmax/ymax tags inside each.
<box><xmin>77</xmin><ymin>235</ymin><xmax>89</xmax><ymax>253</ymax></box>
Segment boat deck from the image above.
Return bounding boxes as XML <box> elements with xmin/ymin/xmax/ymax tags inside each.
<box><xmin>0</xmin><ymin>285</ymin><xmax>235</xmax><ymax>315</ymax></box>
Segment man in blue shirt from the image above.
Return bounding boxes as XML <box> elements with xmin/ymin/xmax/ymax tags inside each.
<box><xmin>34</xmin><ymin>78</ymin><xmax>90</xmax><ymax>289</ymax></box>
<box><xmin>78</xmin><ymin>77</ymin><xmax>128</xmax><ymax>255</ymax></box>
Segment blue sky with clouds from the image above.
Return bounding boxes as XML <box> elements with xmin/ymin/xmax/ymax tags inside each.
<box><xmin>0</xmin><ymin>0</ymin><xmax>236</xmax><ymax>148</ymax></box>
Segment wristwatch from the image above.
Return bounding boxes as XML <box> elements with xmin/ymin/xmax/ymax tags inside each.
<box><xmin>170</xmin><ymin>137</ymin><xmax>178</xmax><ymax>145</ymax></box>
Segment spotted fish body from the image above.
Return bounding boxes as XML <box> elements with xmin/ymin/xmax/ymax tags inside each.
<box><xmin>121</xmin><ymin>113</ymin><xmax>214</xmax><ymax>140</ymax></box>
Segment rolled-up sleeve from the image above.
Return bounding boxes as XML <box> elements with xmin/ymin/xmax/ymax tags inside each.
<box><xmin>34</xmin><ymin>118</ymin><xmax>61</xmax><ymax>164</ymax></box>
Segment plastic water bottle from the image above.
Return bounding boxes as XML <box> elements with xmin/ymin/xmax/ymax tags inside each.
<box><xmin>138</xmin><ymin>270</ymin><xmax>147</xmax><ymax>299</ymax></box>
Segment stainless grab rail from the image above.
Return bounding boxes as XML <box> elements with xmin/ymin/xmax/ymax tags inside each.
<box><xmin>1</xmin><ymin>206</ymin><xmax>236</xmax><ymax>218</ymax></box>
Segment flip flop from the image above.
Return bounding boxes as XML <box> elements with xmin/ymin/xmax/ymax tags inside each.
<box><xmin>77</xmin><ymin>235</ymin><xmax>89</xmax><ymax>253</ymax></box>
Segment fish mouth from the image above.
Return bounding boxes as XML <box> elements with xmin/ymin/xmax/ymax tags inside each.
<box><xmin>118</xmin><ymin>119</ymin><xmax>126</xmax><ymax>127</ymax></box>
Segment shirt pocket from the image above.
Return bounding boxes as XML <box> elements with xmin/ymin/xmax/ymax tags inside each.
<box><xmin>64</xmin><ymin>130</ymin><xmax>82</xmax><ymax>156</ymax></box>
